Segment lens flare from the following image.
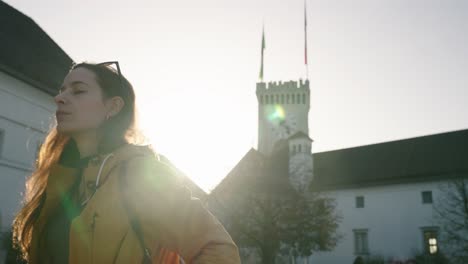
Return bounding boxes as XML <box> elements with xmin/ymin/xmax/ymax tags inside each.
<box><xmin>267</xmin><ymin>105</ymin><xmax>285</xmax><ymax>125</ymax></box>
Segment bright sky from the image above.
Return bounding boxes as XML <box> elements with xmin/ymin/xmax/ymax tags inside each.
<box><xmin>5</xmin><ymin>0</ymin><xmax>468</xmax><ymax>192</ymax></box>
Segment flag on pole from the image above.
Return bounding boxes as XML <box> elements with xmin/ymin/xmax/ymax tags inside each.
<box><xmin>304</xmin><ymin>0</ymin><xmax>308</xmax><ymax>65</ymax></box>
<box><xmin>259</xmin><ymin>25</ymin><xmax>266</xmax><ymax>81</ymax></box>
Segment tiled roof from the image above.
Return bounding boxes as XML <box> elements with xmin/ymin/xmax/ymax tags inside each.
<box><xmin>210</xmin><ymin>129</ymin><xmax>468</xmax><ymax>195</ymax></box>
<box><xmin>158</xmin><ymin>154</ymin><xmax>208</xmax><ymax>200</ymax></box>
<box><xmin>288</xmin><ymin>131</ymin><xmax>313</xmax><ymax>141</ymax></box>
<box><xmin>311</xmin><ymin>129</ymin><xmax>468</xmax><ymax>190</ymax></box>
<box><xmin>0</xmin><ymin>1</ymin><xmax>73</xmax><ymax>95</ymax></box>
<box><xmin>210</xmin><ymin>148</ymin><xmax>266</xmax><ymax>196</ymax></box>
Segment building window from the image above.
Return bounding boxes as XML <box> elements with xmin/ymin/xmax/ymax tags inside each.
<box><xmin>292</xmin><ymin>145</ymin><xmax>296</xmax><ymax>154</ymax></box>
<box><xmin>356</xmin><ymin>196</ymin><xmax>365</xmax><ymax>208</ymax></box>
<box><xmin>292</xmin><ymin>94</ymin><xmax>295</xmax><ymax>104</ymax></box>
<box><xmin>297</xmin><ymin>94</ymin><xmax>300</xmax><ymax>104</ymax></box>
<box><xmin>286</xmin><ymin>94</ymin><xmax>290</xmax><ymax>104</ymax></box>
<box><xmin>302</xmin><ymin>93</ymin><xmax>306</xmax><ymax>104</ymax></box>
<box><xmin>281</xmin><ymin>94</ymin><xmax>284</xmax><ymax>104</ymax></box>
<box><xmin>353</xmin><ymin>229</ymin><xmax>369</xmax><ymax>255</ymax></box>
<box><xmin>421</xmin><ymin>227</ymin><xmax>439</xmax><ymax>254</ymax></box>
<box><xmin>275</xmin><ymin>94</ymin><xmax>279</xmax><ymax>104</ymax></box>
<box><xmin>422</xmin><ymin>191</ymin><xmax>433</xmax><ymax>204</ymax></box>
<box><xmin>265</xmin><ymin>96</ymin><xmax>269</xmax><ymax>104</ymax></box>
<box><xmin>298</xmin><ymin>144</ymin><xmax>302</xmax><ymax>153</ymax></box>
<box><xmin>259</xmin><ymin>95</ymin><xmax>263</xmax><ymax>104</ymax></box>
<box><xmin>270</xmin><ymin>95</ymin><xmax>273</xmax><ymax>104</ymax></box>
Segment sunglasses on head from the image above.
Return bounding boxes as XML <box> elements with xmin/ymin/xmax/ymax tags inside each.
<box><xmin>97</xmin><ymin>61</ymin><xmax>124</xmax><ymax>91</ymax></box>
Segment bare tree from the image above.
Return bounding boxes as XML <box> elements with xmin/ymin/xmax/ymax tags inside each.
<box><xmin>435</xmin><ymin>177</ymin><xmax>468</xmax><ymax>264</ymax></box>
<box><xmin>215</xmin><ymin>188</ymin><xmax>341</xmax><ymax>264</ymax></box>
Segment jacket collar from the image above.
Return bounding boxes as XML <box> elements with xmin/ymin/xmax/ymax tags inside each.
<box><xmin>51</xmin><ymin>141</ymin><xmax>155</xmax><ymax>189</ymax></box>
<box><xmin>43</xmin><ymin>141</ymin><xmax>155</xmax><ymax>209</ymax></box>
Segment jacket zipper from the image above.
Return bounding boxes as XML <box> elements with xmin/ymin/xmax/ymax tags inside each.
<box><xmin>90</xmin><ymin>212</ymin><xmax>99</xmax><ymax>264</ymax></box>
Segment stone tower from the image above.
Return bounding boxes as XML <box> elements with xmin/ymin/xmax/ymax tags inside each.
<box><xmin>256</xmin><ymin>79</ymin><xmax>313</xmax><ymax>190</ymax></box>
<box><xmin>256</xmin><ymin>79</ymin><xmax>311</xmax><ymax>154</ymax></box>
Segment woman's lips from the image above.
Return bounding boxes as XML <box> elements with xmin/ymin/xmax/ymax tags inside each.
<box><xmin>56</xmin><ymin>111</ymin><xmax>71</xmax><ymax>121</ymax></box>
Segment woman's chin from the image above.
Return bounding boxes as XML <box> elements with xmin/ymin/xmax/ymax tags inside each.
<box><xmin>56</xmin><ymin>124</ymin><xmax>74</xmax><ymax>135</ymax></box>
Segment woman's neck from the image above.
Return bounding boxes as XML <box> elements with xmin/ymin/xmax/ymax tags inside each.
<box><xmin>72</xmin><ymin>131</ymin><xmax>99</xmax><ymax>158</ymax></box>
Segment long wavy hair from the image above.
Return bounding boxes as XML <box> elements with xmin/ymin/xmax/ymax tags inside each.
<box><xmin>12</xmin><ymin>62</ymin><xmax>144</xmax><ymax>261</ymax></box>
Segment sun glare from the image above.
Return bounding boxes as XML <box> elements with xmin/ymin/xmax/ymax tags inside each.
<box><xmin>265</xmin><ymin>104</ymin><xmax>285</xmax><ymax>126</ymax></box>
<box><xmin>137</xmin><ymin>89</ymin><xmax>252</xmax><ymax>193</ymax></box>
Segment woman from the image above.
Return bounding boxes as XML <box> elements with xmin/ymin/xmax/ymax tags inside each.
<box><xmin>12</xmin><ymin>62</ymin><xmax>241</xmax><ymax>264</ymax></box>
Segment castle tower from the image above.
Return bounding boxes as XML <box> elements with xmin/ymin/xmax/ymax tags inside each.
<box><xmin>256</xmin><ymin>79</ymin><xmax>311</xmax><ymax>155</ymax></box>
<box><xmin>288</xmin><ymin>132</ymin><xmax>314</xmax><ymax>191</ymax></box>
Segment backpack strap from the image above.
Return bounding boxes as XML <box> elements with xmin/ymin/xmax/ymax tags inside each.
<box><xmin>118</xmin><ymin>161</ymin><xmax>153</xmax><ymax>264</ymax></box>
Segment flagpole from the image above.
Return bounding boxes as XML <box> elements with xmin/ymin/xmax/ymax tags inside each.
<box><xmin>304</xmin><ymin>0</ymin><xmax>309</xmax><ymax>81</ymax></box>
<box><xmin>259</xmin><ymin>22</ymin><xmax>266</xmax><ymax>82</ymax></box>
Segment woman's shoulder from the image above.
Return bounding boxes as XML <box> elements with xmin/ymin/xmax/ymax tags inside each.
<box><xmin>116</xmin><ymin>144</ymin><xmax>180</xmax><ymax>185</ymax></box>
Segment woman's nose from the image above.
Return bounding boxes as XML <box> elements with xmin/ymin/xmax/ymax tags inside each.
<box><xmin>54</xmin><ymin>93</ymin><xmax>66</xmax><ymax>104</ymax></box>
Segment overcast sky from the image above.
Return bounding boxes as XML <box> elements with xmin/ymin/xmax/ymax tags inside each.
<box><xmin>5</xmin><ymin>0</ymin><xmax>468</xmax><ymax>192</ymax></box>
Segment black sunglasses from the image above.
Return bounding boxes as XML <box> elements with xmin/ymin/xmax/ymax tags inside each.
<box><xmin>97</xmin><ymin>61</ymin><xmax>124</xmax><ymax>91</ymax></box>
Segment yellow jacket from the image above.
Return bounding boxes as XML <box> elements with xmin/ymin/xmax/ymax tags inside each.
<box><xmin>29</xmin><ymin>144</ymin><xmax>240</xmax><ymax>264</ymax></box>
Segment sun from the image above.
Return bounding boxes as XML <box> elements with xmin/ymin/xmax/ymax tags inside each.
<box><xmin>136</xmin><ymin>91</ymin><xmax>250</xmax><ymax>193</ymax></box>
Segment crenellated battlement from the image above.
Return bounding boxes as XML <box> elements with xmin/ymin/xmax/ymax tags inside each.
<box><xmin>256</xmin><ymin>79</ymin><xmax>311</xmax><ymax>155</ymax></box>
<box><xmin>256</xmin><ymin>79</ymin><xmax>309</xmax><ymax>92</ymax></box>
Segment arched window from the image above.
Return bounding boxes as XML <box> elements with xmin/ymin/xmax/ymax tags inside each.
<box><xmin>292</xmin><ymin>94</ymin><xmax>295</xmax><ymax>104</ymax></box>
<box><xmin>281</xmin><ymin>94</ymin><xmax>284</xmax><ymax>104</ymax></box>
<box><xmin>302</xmin><ymin>94</ymin><xmax>306</xmax><ymax>104</ymax></box>
<box><xmin>298</xmin><ymin>144</ymin><xmax>302</xmax><ymax>152</ymax></box>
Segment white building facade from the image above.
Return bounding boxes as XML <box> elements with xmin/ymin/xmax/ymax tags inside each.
<box><xmin>310</xmin><ymin>181</ymin><xmax>444</xmax><ymax>263</ymax></box>
<box><xmin>0</xmin><ymin>2</ymin><xmax>73</xmax><ymax>261</ymax></box>
<box><xmin>0</xmin><ymin>71</ymin><xmax>55</xmax><ymax>235</ymax></box>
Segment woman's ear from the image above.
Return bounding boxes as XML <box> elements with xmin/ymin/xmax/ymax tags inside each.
<box><xmin>107</xmin><ymin>96</ymin><xmax>125</xmax><ymax>117</ymax></box>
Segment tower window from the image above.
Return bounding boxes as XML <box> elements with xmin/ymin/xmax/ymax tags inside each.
<box><xmin>270</xmin><ymin>95</ymin><xmax>273</xmax><ymax>104</ymax></box>
<box><xmin>296</xmin><ymin>94</ymin><xmax>300</xmax><ymax>104</ymax></box>
<box><xmin>281</xmin><ymin>94</ymin><xmax>284</xmax><ymax>104</ymax></box>
<box><xmin>286</xmin><ymin>94</ymin><xmax>290</xmax><ymax>104</ymax></box>
<box><xmin>265</xmin><ymin>96</ymin><xmax>269</xmax><ymax>104</ymax></box>
<box><xmin>260</xmin><ymin>95</ymin><xmax>263</xmax><ymax>104</ymax></box>
<box><xmin>298</xmin><ymin>145</ymin><xmax>302</xmax><ymax>152</ymax></box>
<box><xmin>292</xmin><ymin>145</ymin><xmax>296</xmax><ymax>154</ymax></box>
<box><xmin>275</xmin><ymin>94</ymin><xmax>279</xmax><ymax>104</ymax></box>
<box><xmin>292</xmin><ymin>94</ymin><xmax>295</xmax><ymax>104</ymax></box>
<box><xmin>302</xmin><ymin>94</ymin><xmax>306</xmax><ymax>104</ymax></box>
